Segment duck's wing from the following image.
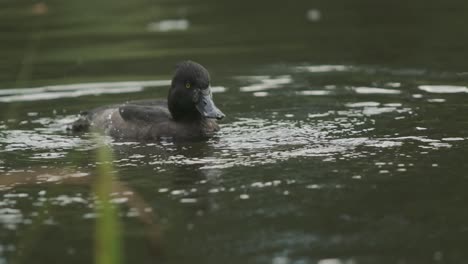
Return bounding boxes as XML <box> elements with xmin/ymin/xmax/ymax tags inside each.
<box><xmin>118</xmin><ymin>104</ymin><xmax>171</xmax><ymax>123</ymax></box>
<box><xmin>125</xmin><ymin>99</ymin><xmax>167</xmax><ymax>107</ymax></box>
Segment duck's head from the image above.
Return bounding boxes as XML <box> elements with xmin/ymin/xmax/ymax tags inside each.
<box><xmin>168</xmin><ymin>61</ymin><xmax>225</xmax><ymax>121</ymax></box>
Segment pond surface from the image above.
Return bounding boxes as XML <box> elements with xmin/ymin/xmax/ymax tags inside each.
<box><xmin>1</xmin><ymin>0</ymin><xmax>468</xmax><ymax>263</ymax></box>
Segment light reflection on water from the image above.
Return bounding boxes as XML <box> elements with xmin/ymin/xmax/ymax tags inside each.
<box><xmin>1</xmin><ymin>64</ymin><xmax>466</xmax><ymax>174</ymax></box>
<box><xmin>0</xmin><ymin>80</ymin><xmax>170</xmax><ymax>103</ymax></box>
<box><xmin>4</xmin><ymin>0</ymin><xmax>468</xmax><ymax>259</ymax></box>
<box><xmin>0</xmin><ymin>64</ymin><xmax>468</xmax><ymax>263</ymax></box>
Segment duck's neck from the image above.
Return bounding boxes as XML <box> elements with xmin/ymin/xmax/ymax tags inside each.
<box><xmin>169</xmin><ymin>107</ymin><xmax>204</xmax><ymax>123</ymax></box>
<box><xmin>168</xmin><ymin>89</ymin><xmax>202</xmax><ymax>122</ymax></box>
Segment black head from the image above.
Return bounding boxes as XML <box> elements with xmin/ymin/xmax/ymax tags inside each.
<box><xmin>168</xmin><ymin>61</ymin><xmax>225</xmax><ymax>121</ymax></box>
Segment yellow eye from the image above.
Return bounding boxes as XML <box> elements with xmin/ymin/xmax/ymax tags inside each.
<box><xmin>185</xmin><ymin>82</ymin><xmax>191</xmax><ymax>89</ymax></box>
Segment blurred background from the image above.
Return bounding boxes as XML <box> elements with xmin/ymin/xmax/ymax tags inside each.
<box><xmin>3</xmin><ymin>0</ymin><xmax>468</xmax><ymax>87</ymax></box>
<box><xmin>1</xmin><ymin>1</ymin><xmax>468</xmax><ymax>264</ymax></box>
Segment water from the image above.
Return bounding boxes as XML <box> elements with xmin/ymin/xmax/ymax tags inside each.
<box><xmin>2</xmin><ymin>0</ymin><xmax>468</xmax><ymax>263</ymax></box>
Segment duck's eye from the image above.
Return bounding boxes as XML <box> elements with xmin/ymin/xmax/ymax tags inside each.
<box><xmin>185</xmin><ymin>82</ymin><xmax>191</xmax><ymax>89</ymax></box>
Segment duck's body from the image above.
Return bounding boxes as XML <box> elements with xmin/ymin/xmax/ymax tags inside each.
<box><xmin>71</xmin><ymin>61</ymin><xmax>224</xmax><ymax>140</ymax></box>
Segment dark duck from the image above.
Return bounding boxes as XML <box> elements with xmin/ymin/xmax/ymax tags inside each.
<box><xmin>71</xmin><ymin>61</ymin><xmax>225</xmax><ymax>139</ymax></box>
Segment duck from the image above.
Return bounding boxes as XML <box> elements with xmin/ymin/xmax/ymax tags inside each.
<box><xmin>71</xmin><ymin>61</ymin><xmax>225</xmax><ymax>139</ymax></box>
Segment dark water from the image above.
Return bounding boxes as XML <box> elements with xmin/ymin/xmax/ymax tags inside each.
<box><xmin>2</xmin><ymin>0</ymin><xmax>468</xmax><ymax>263</ymax></box>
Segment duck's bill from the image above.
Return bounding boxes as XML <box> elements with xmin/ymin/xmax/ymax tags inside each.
<box><xmin>196</xmin><ymin>93</ymin><xmax>225</xmax><ymax>120</ymax></box>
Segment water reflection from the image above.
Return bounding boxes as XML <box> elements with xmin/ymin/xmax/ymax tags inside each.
<box><xmin>3</xmin><ymin>0</ymin><xmax>468</xmax><ymax>260</ymax></box>
<box><xmin>0</xmin><ymin>81</ymin><xmax>170</xmax><ymax>103</ymax></box>
<box><xmin>146</xmin><ymin>19</ymin><xmax>190</xmax><ymax>32</ymax></box>
<box><xmin>418</xmin><ymin>85</ymin><xmax>468</xmax><ymax>94</ymax></box>
<box><xmin>1</xmin><ymin>63</ymin><xmax>468</xmax><ymax>263</ymax></box>
<box><xmin>1</xmin><ymin>64</ymin><xmax>466</xmax><ymax>171</ymax></box>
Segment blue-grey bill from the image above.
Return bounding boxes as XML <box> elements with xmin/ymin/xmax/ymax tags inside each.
<box><xmin>196</xmin><ymin>93</ymin><xmax>225</xmax><ymax>120</ymax></box>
